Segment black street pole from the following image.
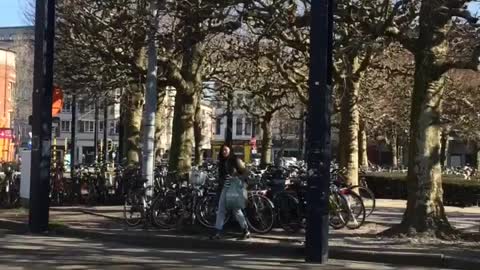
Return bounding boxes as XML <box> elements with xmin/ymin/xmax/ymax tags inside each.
<box><xmin>94</xmin><ymin>99</ymin><xmax>99</xmax><ymax>163</ymax></box>
<box><xmin>305</xmin><ymin>0</ymin><xmax>333</xmax><ymax>263</ymax></box>
<box><xmin>225</xmin><ymin>92</ymin><xmax>233</xmax><ymax>147</ymax></box>
<box><xmin>103</xmin><ymin>99</ymin><xmax>108</xmax><ymax>163</ymax></box>
<box><xmin>70</xmin><ymin>94</ymin><xmax>78</xmax><ymax>200</ymax></box>
<box><xmin>29</xmin><ymin>0</ymin><xmax>56</xmax><ymax>233</ymax></box>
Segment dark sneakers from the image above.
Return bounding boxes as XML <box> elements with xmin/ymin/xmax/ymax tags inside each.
<box><xmin>238</xmin><ymin>228</ymin><xmax>251</xmax><ymax>240</ymax></box>
<box><xmin>210</xmin><ymin>230</ymin><xmax>223</xmax><ymax>240</ymax></box>
<box><xmin>211</xmin><ymin>229</ymin><xmax>251</xmax><ymax>240</ymax></box>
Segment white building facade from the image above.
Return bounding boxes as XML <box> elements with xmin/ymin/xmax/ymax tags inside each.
<box><xmin>53</xmin><ymin>95</ymin><xmax>121</xmax><ymax>164</ymax></box>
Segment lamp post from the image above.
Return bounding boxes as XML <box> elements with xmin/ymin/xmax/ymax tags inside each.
<box><xmin>29</xmin><ymin>0</ymin><xmax>56</xmax><ymax>233</ymax></box>
<box><xmin>305</xmin><ymin>0</ymin><xmax>334</xmax><ymax>263</ymax></box>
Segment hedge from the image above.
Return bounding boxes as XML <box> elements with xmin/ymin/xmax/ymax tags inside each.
<box><xmin>364</xmin><ymin>173</ymin><xmax>480</xmax><ymax>207</ymax></box>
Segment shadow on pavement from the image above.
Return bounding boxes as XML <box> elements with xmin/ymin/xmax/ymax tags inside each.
<box><xmin>0</xmin><ymin>232</ymin><xmax>423</xmax><ymax>270</ymax></box>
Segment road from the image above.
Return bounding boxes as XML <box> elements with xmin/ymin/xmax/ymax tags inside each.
<box><xmin>0</xmin><ymin>229</ymin><xmax>455</xmax><ymax>270</ymax></box>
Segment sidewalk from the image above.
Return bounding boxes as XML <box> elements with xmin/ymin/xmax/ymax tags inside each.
<box><xmin>1</xmin><ymin>199</ymin><xmax>479</xmax><ymax>269</ymax></box>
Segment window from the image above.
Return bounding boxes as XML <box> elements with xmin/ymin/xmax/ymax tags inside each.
<box><xmin>87</xmin><ymin>103</ymin><xmax>96</xmax><ymax>112</ymax></box>
<box><xmin>215</xmin><ymin>118</ymin><xmax>222</xmax><ymax>135</ymax></box>
<box><xmin>110</xmin><ymin>120</ymin><xmax>120</xmax><ymax>135</ymax></box>
<box><xmin>63</xmin><ymin>98</ymin><xmax>72</xmax><ymax>113</ymax></box>
<box><xmin>79</xmin><ymin>121</ymin><xmax>95</xmax><ymax>133</ymax></box>
<box><xmin>235</xmin><ymin>117</ymin><xmax>243</xmax><ymax>136</ymax></box>
<box><xmin>60</xmin><ymin>120</ymin><xmax>71</xmax><ymax>132</ymax></box>
<box><xmin>245</xmin><ymin>118</ymin><xmax>252</xmax><ymax>136</ymax></box>
<box><xmin>79</xmin><ymin>100</ymin><xmax>95</xmax><ymax>113</ymax></box>
<box><xmin>99</xmin><ymin>121</ymin><xmax>104</xmax><ymax>132</ymax></box>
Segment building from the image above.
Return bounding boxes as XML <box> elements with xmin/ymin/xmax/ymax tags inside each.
<box><xmin>212</xmin><ymin>106</ymin><xmax>258</xmax><ymax>161</ymax></box>
<box><xmin>271</xmin><ymin>110</ymin><xmax>303</xmax><ymax>159</ymax></box>
<box><xmin>157</xmin><ymin>88</ymin><xmax>214</xmax><ymax>160</ymax></box>
<box><xmin>55</xmin><ymin>87</ymin><xmax>215</xmax><ymax>165</ymax></box>
<box><xmin>0</xmin><ymin>26</ymin><xmax>35</xmax><ymax>152</ymax></box>
<box><xmin>0</xmin><ymin>49</ymin><xmax>16</xmax><ymax>162</ymax></box>
<box><xmin>53</xmin><ymin>95</ymin><xmax>121</xmax><ymax>165</ymax></box>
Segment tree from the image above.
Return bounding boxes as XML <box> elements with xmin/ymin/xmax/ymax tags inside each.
<box><xmin>246</xmin><ymin>0</ymin><xmax>410</xmax><ymax>185</ymax></box>
<box><xmin>381</xmin><ymin>0</ymin><xmax>480</xmax><ymax>237</ymax></box>
<box><xmin>360</xmin><ymin>44</ymin><xmax>413</xmax><ymax>168</ymax></box>
<box><xmin>11</xmin><ymin>34</ymin><xmax>34</xmax><ymax>145</ymax></box>
<box><xmin>55</xmin><ymin>0</ymin><xmax>151</xmax><ymax>165</ymax></box>
<box><xmin>157</xmin><ymin>0</ymin><xmax>249</xmax><ymax>176</ymax></box>
<box><xmin>206</xmin><ymin>35</ymin><xmax>297</xmax><ymax>167</ymax></box>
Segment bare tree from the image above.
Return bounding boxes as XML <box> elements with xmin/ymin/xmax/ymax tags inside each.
<box><xmin>380</xmin><ymin>0</ymin><xmax>480</xmax><ymax>237</ymax></box>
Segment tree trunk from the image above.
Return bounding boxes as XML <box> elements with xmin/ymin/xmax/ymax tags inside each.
<box><xmin>400</xmin><ymin>59</ymin><xmax>452</xmax><ymax>236</ymax></box>
<box><xmin>298</xmin><ymin>111</ymin><xmax>306</xmax><ymax>160</ymax></box>
<box><xmin>440</xmin><ymin>131</ymin><xmax>449</xmax><ymax>168</ymax></box>
<box><xmin>260</xmin><ymin>114</ymin><xmax>273</xmax><ymax>168</ymax></box>
<box><xmin>155</xmin><ymin>91</ymin><xmax>166</xmax><ymax>163</ymax></box>
<box><xmin>383</xmin><ymin>1</ymin><xmax>458</xmax><ymax>237</ymax></box>
<box><xmin>359</xmin><ymin>120</ymin><xmax>369</xmax><ymax>169</ymax></box>
<box><xmin>338</xmin><ymin>78</ymin><xmax>360</xmax><ymax>186</ymax></box>
<box><xmin>168</xmin><ymin>32</ymin><xmax>204</xmax><ymax>178</ymax></box>
<box><xmin>168</xmin><ymin>89</ymin><xmax>198</xmax><ymax>177</ymax></box>
<box><xmin>392</xmin><ymin>130</ymin><xmax>398</xmax><ymax>169</ymax></box>
<box><xmin>124</xmin><ymin>89</ymin><xmax>144</xmax><ymax>165</ymax></box>
<box><xmin>193</xmin><ymin>89</ymin><xmax>203</xmax><ymax>166</ymax></box>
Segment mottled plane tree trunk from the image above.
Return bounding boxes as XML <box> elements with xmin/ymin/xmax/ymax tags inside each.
<box><xmin>384</xmin><ymin>0</ymin><xmax>480</xmax><ymax>237</ymax></box>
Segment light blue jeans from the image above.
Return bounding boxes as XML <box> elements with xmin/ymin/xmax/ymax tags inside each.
<box><xmin>215</xmin><ymin>186</ymin><xmax>248</xmax><ymax>231</ymax></box>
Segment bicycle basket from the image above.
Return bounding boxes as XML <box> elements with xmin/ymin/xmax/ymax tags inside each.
<box><xmin>189</xmin><ymin>169</ymin><xmax>206</xmax><ymax>186</ymax></box>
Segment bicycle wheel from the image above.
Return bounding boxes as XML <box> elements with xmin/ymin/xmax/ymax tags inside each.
<box><xmin>349</xmin><ymin>185</ymin><xmax>375</xmax><ymax>217</ymax></box>
<box><xmin>343</xmin><ymin>191</ymin><xmax>366</xmax><ymax>230</ymax></box>
<box><xmin>151</xmin><ymin>192</ymin><xmax>184</xmax><ymax>230</ymax></box>
<box><xmin>123</xmin><ymin>191</ymin><xmax>144</xmax><ymax>227</ymax></box>
<box><xmin>245</xmin><ymin>194</ymin><xmax>275</xmax><ymax>234</ymax></box>
<box><xmin>329</xmin><ymin>192</ymin><xmax>349</xmax><ymax>230</ymax></box>
<box><xmin>274</xmin><ymin>192</ymin><xmax>303</xmax><ymax>234</ymax></box>
<box><xmin>196</xmin><ymin>193</ymin><xmax>230</xmax><ymax>229</ymax></box>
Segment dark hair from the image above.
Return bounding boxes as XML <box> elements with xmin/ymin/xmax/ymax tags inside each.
<box><xmin>218</xmin><ymin>144</ymin><xmax>234</xmax><ymax>162</ymax></box>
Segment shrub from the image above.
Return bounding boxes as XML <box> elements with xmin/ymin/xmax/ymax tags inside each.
<box><xmin>365</xmin><ymin>173</ymin><xmax>480</xmax><ymax>207</ymax></box>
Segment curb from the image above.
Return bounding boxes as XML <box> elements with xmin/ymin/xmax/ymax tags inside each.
<box><xmin>79</xmin><ymin>209</ymin><xmax>124</xmax><ymax>221</ymax></box>
<box><xmin>0</xmin><ymin>218</ymin><xmax>478</xmax><ymax>269</ymax></box>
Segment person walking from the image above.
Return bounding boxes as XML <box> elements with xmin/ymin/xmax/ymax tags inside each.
<box><xmin>211</xmin><ymin>144</ymin><xmax>250</xmax><ymax>240</ymax></box>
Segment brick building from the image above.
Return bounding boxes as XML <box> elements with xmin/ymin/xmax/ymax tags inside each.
<box><xmin>0</xmin><ymin>49</ymin><xmax>16</xmax><ymax>161</ymax></box>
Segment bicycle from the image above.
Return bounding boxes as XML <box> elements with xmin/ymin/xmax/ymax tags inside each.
<box><xmin>123</xmin><ymin>174</ymin><xmax>168</xmax><ymax>228</ymax></box>
<box><xmin>197</xmin><ymin>175</ymin><xmax>275</xmax><ymax>234</ymax></box>
<box><xmin>332</xmin><ymin>168</ymin><xmax>376</xmax><ymax>217</ymax></box>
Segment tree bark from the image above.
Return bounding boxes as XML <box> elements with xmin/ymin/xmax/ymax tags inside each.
<box><xmin>387</xmin><ymin>1</ymin><xmax>459</xmax><ymax>237</ymax></box>
<box><xmin>359</xmin><ymin>120</ymin><xmax>369</xmax><ymax>169</ymax></box>
<box><xmin>124</xmin><ymin>88</ymin><xmax>144</xmax><ymax>165</ymax></box>
<box><xmin>155</xmin><ymin>91</ymin><xmax>166</xmax><ymax>163</ymax></box>
<box><xmin>260</xmin><ymin>114</ymin><xmax>273</xmax><ymax>168</ymax></box>
<box><xmin>338</xmin><ymin>77</ymin><xmax>360</xmax><ymax>186</ymax></box>
<box><xmin>401</xmin><ymin>60</ymin><xmax>451</xmax><ymax>235</ymax></box>
<box><xmin>193</xmin><ymin>89</ymin><xmax>203</xmax><ymax>166</ymax></box>
<box><xmin>168</xmin><ymin>90</ymin><xmax>197</xmax><ymax>176</ymax></box>
<box><xmin>440</xmin><ymin>131</ymin><xmax>449</xmax><ymax>168</ymax></box>
<box><xmin>167</xmin><ymin>31</ymin><xmax>204</xmax><ymax>178</ymax></box>
<box><xmin>392</xmin><ymin>130</ymin><xmax>398</xmax><ymax>168</ymax></box>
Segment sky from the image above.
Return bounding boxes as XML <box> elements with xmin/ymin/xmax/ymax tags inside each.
<box><xmin>0</xmin><ymin>0</ymin><xmax>29</xmax><ymax>27</ymax></box>
<box><xmin>0</xmin><ymin>0</ymin><xmax>478</xmax><ymax>28</ymax></box>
